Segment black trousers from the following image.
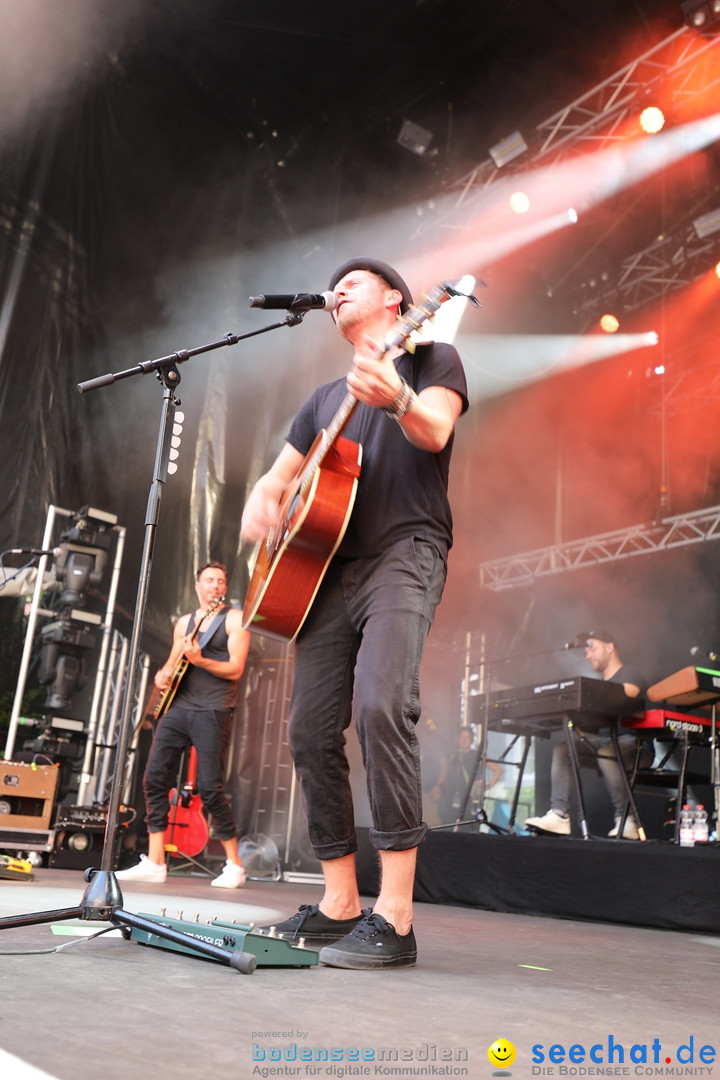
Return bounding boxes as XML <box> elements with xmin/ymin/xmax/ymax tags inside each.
<box><xmin>143</xmin><ymin>701</ymin><xmax>236</xmax><ymax>841</ymax></box>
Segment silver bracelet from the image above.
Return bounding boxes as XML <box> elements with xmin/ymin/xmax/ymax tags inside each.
<box><xmin>382</xmin><ymin>378</ymin><xmax>414</xmax><ymax>420</ymax></box>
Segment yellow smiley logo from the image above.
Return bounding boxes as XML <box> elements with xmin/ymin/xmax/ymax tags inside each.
<box><xmin>488</xmin><ymin>1038</ymin><xmax>516</xmax><ymax>1069</ymax></box>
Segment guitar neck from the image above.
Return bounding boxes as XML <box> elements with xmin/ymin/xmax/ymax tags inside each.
<box><xmin>297</xmin><ymin>392</ymin><xmax>358</xmax><ymax>496</ymax></box>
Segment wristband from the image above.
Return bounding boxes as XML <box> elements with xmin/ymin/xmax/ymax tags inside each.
<box><xmin>382</xmin><ymin>378</ymin><xmax>415</xmax><ymax>420</ymax></box>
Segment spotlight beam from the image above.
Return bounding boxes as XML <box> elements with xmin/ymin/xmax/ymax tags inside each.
<box><xmin>454</xmin><ymin>331</ymin><xmax>659</xmax><ymax>403</ymax></box>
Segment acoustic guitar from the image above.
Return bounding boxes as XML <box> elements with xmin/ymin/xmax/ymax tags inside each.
<box><xmin>242</xmin><ymin>282</ymin><xmax>464</xmax><ymax>642</ymax></box>
<box><xmin>164</xmin><ymin>746</ymin><xmax>210</xmax><ymax>858</ymax></box>
<box><xmin>154</xmin><ymin>595</ymin><xmax>225</xmax><ymax>718</ymax></box>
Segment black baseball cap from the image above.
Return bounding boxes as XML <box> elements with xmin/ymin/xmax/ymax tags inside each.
<box><xmin>328</xmin><ymin>258</ymin><xmax>413</xmax><ymax>313</ymax></box>
<box><xmin>577</xmin><ymin>629</ymin><xmax>614</xmax><ymax>645</ymax></box>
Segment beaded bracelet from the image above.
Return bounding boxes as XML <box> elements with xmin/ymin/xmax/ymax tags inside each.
<box><xmin>382</xmin><ymin>378</ymin><xmax>415</xmax><ymax>420</ymax></box>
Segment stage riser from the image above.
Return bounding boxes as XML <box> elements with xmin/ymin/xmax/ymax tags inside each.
<box><xmin>356</xmin><ymin>828</ymin><xmax>720</xmax><ymax>934</ymax></box>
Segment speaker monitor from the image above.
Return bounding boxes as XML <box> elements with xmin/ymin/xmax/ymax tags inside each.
<box><xmin>50</xmin><ymin>823</ymin><xmax>121</xmax><ymax>871</ymax></box>
<box><xmin>49</xmin><ymin>804</ymin><xmax>128</xmax><ymax>870</ymax></box>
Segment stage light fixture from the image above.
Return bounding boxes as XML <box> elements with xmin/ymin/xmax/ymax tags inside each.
<box><xmin>600</xmin><ymin>313</ymin><xmax>620</xmax><ymax>333</ymax></box>
<box><xmin>681</xmin><ymin>0</ymin><xmax>720</xmax><ymax>30</ymax></box>
<box><xmin>37</xmin><ymin>622</ymin><xmax>95</xmax><ymax>712</ymax></box>
<box><xmin>640</xmin><ymin>106</ymin><xmax>665</xmax><ymax>134</ymax></box>
<box><xmin>53</xmin><ymin>506</ymin><xmax>115</xmax><ymax>607</ymax></box>
<box><xmin>489</xmin><ymin>131</ymin><xmax>528</xmax><ymax>169</ymax></box>
<box><xmin>693</xmin><ymin>206</ymin><xmax>720</xmax><ymax>238</ymax></box>
<box><xmin>397</xmin><ymin>119</ymin><xmax>434</xmax><ymax>156</ymax></box>
<box><xmin>509</xmin><ymin>191</ymin><xmax>530</xmax><ymax>214</ymax></box>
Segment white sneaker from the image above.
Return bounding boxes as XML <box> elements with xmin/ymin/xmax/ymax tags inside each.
<box><xmin>524</xmin><ymin>809</ymin><xmax>571</xmax><ymax>836</ymax></box>
<box><xmin>115</xmin><ymin>855</ymin><xmax>167</xmax><ymax>883</ymax></box>
<box><xmin>608</xmin><ymin>816</ymin><xmax>639</xmax><ymax>840</ymax></box>
<box><xmin>211</xmin><ymin>860</ymin><xmax>246</xmax><ymax>888</ymax></box>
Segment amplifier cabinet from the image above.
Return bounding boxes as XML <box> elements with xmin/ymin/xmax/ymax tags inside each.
<box><xmin>0</xmin><ymin>763</ymin><xmax>59</xmax><ymax>830</ymax></box>
<box><xmin>50</xmin><ymin>805</ymin><xmax>129</xmax><ymax>871</ymax></box>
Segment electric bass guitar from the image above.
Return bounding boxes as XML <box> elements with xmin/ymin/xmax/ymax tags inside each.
<box><xmin>154</xmin><ymin>595</ymin><xmax>225</xmax><ymax>718</ymax></box>
<box><xmin>242</xmin><ymin>281</ymin><xmax>467</xmax><ymax>643</ymax></box>
<box><xmin>164</xmin><ymin>746</ymin><xmax>210</xmax><ymax>858</ymax></box>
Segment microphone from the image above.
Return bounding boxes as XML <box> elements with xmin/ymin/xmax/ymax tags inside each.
<box><xmin>690</xmin><ymin>645</ymin><xmax>720</xmax><ymax>662</ymax></box>
<box><xmin>248</xmin><ymin>291</ymin><xmax>337</xmax><ymax>312</ymax></box>
<box><xmin>6</xmin><ymin>547</ymin><xmax>63</xmax><ymax>558</ymax></box>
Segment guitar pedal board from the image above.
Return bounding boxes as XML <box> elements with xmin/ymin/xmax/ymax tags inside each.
<box><xmin>130</xmin><ymin>911</ymin><xmax>319</xmax><ymax>968</ymax></box>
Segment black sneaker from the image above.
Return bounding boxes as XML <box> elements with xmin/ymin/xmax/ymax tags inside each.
<box><xmin>255</xmin><ymin>904</ymin><xmax>363</xmax><ymax>947</ymax></box>
<box><xmin>318</xmin><ymin>910</ymin><xmax>417</xmax><ymax>969</ymax></box>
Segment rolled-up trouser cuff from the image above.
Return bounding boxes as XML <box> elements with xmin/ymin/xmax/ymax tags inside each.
<box><xmin>369</xmin><ymin>821</ymin><xmax>428</xmax><ymax>851</ymax></box>
<box><xmin>312</xmin><ymin>834</ymin><xmax>359</xmax><ymax>861</ymax></box>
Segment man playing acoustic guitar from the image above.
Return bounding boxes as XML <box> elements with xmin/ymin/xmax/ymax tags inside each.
<box><xmin>116</xmin><ymin>561</ymin><xmax>250</xmax><ymax>888</ymax></box>
<box><xmin>240</xmin><ymin>258</ymin><xmax>468</xmax><ymax>966</ymax></box>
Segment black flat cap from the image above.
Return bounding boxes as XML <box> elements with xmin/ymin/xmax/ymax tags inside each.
<box><xmin>328</xmin><ymin>257</ymin><xmax>413</xmax><ymax>313</ymax></box>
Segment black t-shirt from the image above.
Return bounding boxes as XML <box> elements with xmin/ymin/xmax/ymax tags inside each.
<box><xmin>285</xmin><ymin>341</ymin><xmax>468</xmax><ymax>559</ymax></box>
<box><xmin>609</xmin><ymin>664</ymin><xmax>650</xmax><ymax>750</ymax></box>
<box><xmin>610</xmin><ymin>664</ymin><xmax>648</xmax><ymax>697</ymax></box>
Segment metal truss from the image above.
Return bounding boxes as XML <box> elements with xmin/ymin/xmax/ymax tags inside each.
<box><xmin>645</xmin><ymin>355</ymin><xmax>720</xmax><ymax>416</ymax></box>
<box><xmin>571</xmin><ymin>222</ymin><xmax>720</xmax><ymax>327</ymax></box>
<box><xmin>535</xmin><ymin>27</ymin><xmax>720</xmax><ymax>159</ymax></box>
<box><xmin>412</xmin><ymin>26</ymin><xmax>720</xmax><ymax>240</ymax></box>
<box><xmin>478</xmin><ymin>504</ymin><xmax>720</xmax><ymax>591</ymax></box>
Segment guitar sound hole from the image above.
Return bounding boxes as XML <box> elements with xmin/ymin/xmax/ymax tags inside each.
<box><xmin>286</xmin><ymin>492</ymin><xmax>301</xmax><ymax>520</ymax></box>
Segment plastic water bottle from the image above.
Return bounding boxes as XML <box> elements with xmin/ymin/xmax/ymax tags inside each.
<box><xmin>693</xmin><ymin>805</ymin><xmax>709</xmax><ymax>845</ymax></box>
<box><xmin>679</xmin><ymin>804</ymin><xmax>694</xmax><ymax>847</ymax></box>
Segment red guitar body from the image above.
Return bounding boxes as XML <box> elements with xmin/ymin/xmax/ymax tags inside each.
<box><xmin>164</xmin><ymin>747</ymin><xmax>210</xmax><ymax>858</ymax></box>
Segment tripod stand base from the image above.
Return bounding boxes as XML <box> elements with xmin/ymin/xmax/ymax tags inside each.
<box><xmin>0</xmin><ymin>868</ymin><xmax>258</xmax><ymax>973</ymax></box>
<box><xmin>165</xmin><ymin>844</ymin><xmax>217</xmax><ymax>878</ymax></box>
<box><xmin>429</xmin><ymin>810</ymin><xmax>509</xmax><ymax>836</ymax></box>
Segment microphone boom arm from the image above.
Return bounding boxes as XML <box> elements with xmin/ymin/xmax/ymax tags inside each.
<box><xmin>77</xmin><ymin>315</ymin><xmax>307</xmax><ymax>395</ymax></box>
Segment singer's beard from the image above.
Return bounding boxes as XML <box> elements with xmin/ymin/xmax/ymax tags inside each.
<box><xmin>335</xmin><ymin>299</ymin><xmax>372</xmax><ymax>339</ymax></box>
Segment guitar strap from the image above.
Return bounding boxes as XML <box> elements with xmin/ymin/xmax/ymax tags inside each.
<box><xmin>192</xmin><ymin>606</ymin><xmax>227</xmax><ymax>652</ymax></box>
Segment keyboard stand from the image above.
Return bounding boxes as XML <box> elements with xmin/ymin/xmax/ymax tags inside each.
<box><xmin>567</xmin><ymin>716</ymin><xmax>646</xmax><ymax>841</ymax></box>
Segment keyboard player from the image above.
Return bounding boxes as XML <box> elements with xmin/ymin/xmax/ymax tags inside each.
<box><xmin>524</xmin><ymin>630</ymin><xmax>652</xmax><ymax>840</ymax></box>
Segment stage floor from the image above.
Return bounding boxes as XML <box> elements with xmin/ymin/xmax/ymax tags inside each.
<box><xmin>0</xmin><ymin>861</ymin><xmax>719</xmax><ymax>1080</ymax></box>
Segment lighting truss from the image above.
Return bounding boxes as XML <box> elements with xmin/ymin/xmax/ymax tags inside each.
<box><xmin>645</xmin><ymin>356</ymin><xmax>720</xmax><ymax>416</ymax></box>
<box><xmin>478</xmin><ymin>504</ymin><xmax>720</xmax><ymax>591</ymax></box>
<box><xmin>571</xmin><ymin>220</ymin><xmax>720</xmax><ymax>327</ymax></box>
<box><xmin>412</xmin><ymin>26</ymin><xmax>720</xmax><ymax>240</ymax></box>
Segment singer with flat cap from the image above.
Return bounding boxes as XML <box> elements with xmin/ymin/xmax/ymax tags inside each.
<box><xmin>525</xmin><ymin>629</ymin><xmax>652</xmax><ymax>840</ymax></box>
<box><xmin>241</xmin><ymin>257</ymin><xmax>468</xmax><ymax>968</ymax></box>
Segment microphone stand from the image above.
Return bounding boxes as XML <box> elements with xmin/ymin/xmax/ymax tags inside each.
<box><xmin>0</xmin><ymin>312</ymin><xmax>308</xmax><ymax>973</ymax></box>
